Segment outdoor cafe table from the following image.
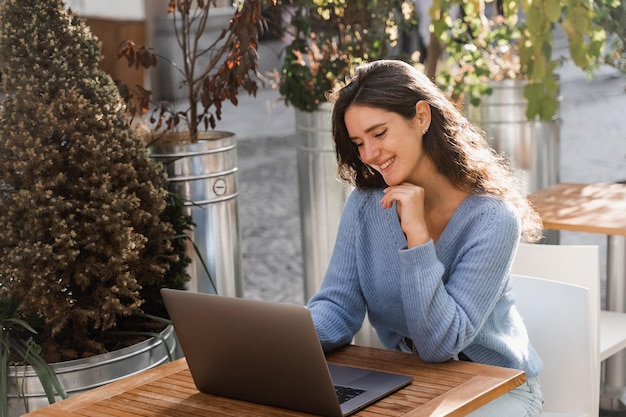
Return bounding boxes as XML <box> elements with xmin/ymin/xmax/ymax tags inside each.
<box><xmin>528</xmin><ymin>182</ymin><xmax>626</xmax><ymax>404</ymax></box>
<box><xmin>23</xmin><ymin>344</ymin><xmax>526</xmax><ymax>417</ymax></box>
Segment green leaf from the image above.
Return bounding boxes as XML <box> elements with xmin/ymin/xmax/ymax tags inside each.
<box><xmin>530</xmin><ymin>53</ymin><xmax>547</xmax><ymax>80</ymax></box>
<box><xmin>589</xmin><ymin>28</ymin><xmax>607</xmax><ymax>59</ymax></box>
<box><xmin>571</xmin><ymin>5</ymin><xmax>592</xmax><ymax>34</ymax></box>
<box><xmin>560</xmin><ymin>16</ymin><xmax>578</xmax><ymax>39</ymax></box>
<box><xmin>569</xmin><ymin>40</ymin><xmax>589</xmax><ymax>67</ymax></box>
<box><xmin>523</xmin><ymin>81</ymin><xmax>558</xmax><ymax>121</ymax></box>
<box><xmin>524</xmin><ymin>83</ymin><xmax>542</xmax><ymax>120</ymax></box>
<box><xmin>432</xmin><ymin>19</ymin><xmax>451</xmax><ymax>39</ymax></box>
<box><xmin>544</xmin><ymin>73</ymin><xmax>559</xmax><ymax>96</ymax></box>
<box><xmin>1</xmin><ymin>339</ymin><xmax>9</xmax><ymax>417</ymax></box>
<box><xmin>541</xmin><ymin>95</ymin><xmax>559</xmax><ymax>120</ymax></box>
<box><xmin>544</xmin><ymin>0</ymin><xmax>562</xmax><ymax>22</ymax></box>
<box><xmin>11</xmin><ymin>340</ymin><xmax>68</xmax><ymax>405</ymax></box>
<box><xmin>526</xmin><ymin>5</ymin><xmax>543</xmax><ymax>32</ymax></box>
<box><xmin>5</xmin><ymin>318</ymin><xmax>38</xmax><ymax>335</ymax></box>
<box><xmin>502</xmin><ymin>0</ymin><xmax>519</xmax><ymax>17</ymax></box>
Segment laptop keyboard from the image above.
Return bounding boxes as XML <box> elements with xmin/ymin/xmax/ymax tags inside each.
<box><xmin>334</xmin><ymin>385</ymin><xmax>366</xmax><ymax>404</ymax></box>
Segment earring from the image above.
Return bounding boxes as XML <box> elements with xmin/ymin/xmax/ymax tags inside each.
<box><xmin>423</xmin><ymin>126</ymin><xmax>429</xmax><ymax>135</ymax></box>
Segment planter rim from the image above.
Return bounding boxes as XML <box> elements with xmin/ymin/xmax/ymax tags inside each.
<box><xmin>8</xmin><ymin>324</ymin><xmax>175</xmax><ymax>377</ymax></box>
<box><xmin>148</xmin><ymin>131</ymin><xmax>236</xmax><ymax>156</ymax></box>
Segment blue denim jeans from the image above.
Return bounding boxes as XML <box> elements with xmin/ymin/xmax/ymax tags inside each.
<box><xmin>466</xmin><ymin>377</ymin><xmax>543</xmax><ymax>417</ymax></box>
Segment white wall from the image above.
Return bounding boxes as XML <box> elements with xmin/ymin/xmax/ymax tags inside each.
<box><xmin>64</xmin><ymin>0</ymin><xmax>145</xmax><ymax>20</ymax></box>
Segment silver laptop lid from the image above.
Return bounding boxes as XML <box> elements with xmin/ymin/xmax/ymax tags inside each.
<box><xmin>161</xmin><ymin>289</ymin><xmax>344</xmax><ymax>417</ymax></box>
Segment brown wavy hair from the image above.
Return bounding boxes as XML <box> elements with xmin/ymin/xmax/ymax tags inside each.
<box><xmin>329</xmin><ymin>60</ymin><xmax>542</xmax><ymax>242</ymax></box>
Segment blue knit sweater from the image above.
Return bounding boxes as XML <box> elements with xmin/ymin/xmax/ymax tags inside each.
<box><xmin>307</xmin><ymin>188</ymin><xmax>543</xmax><ymax>378</ymax></box>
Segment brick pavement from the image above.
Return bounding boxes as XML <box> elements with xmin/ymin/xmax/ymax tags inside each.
<box><xmin>237</xmin><ymin>134</ymin><xmax>304</xmax><ymax>305</ymax></box>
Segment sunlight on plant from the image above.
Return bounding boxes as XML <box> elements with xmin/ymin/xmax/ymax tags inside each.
<box><xmin>430</xmin><ymin>0</ymin><xmax>607</xmax><ymax>120</ymax></box>
<box><xmin>117</xmin><ymin>0</ymin><xmax>271</xmax><ymax>141</ymax></box>
<box><xmin>278</xmin><ymin>0</ymin><xmax>420</xmax><ymax>112</ymax></box>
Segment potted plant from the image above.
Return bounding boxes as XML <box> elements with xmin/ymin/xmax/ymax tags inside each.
<box><xmin>425</xmin><ymin>0</ymin><xmax>607</xmax><ymax>192</ymax></box>
<box><xmin>429</xmin><ymin>0</ymin><xmax>606</xmax><ymax>120</ymax></box>
<box><xmin>278</xmin><ymin>0</ymin><xmax>420</xmax><ymax>113</ymax></box>
<box><xmin>0</xmin><ymin>0</ymin><xmax>193</xmax><ymax>415</ymax></box>
<box><xmin>117</xmin><ymin>0</ymin><xmax>274</xmax><ymax>297</ymax></box>
<box><xmin>118</xmin><ymin>0</ymin><xmax>268</xmax><ymax>141</ymax></box>
<box><xmin>595</xmin><ymin>0</ymin><xmax>626</xmax><ymax>80</ymax></box>
<box><xmin>275</xmin><ymin>0</ymin><xmax>419</xmax><ymax>301</ymax></box>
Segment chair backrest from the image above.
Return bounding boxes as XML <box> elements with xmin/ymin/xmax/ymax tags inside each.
<box><xmin>511</xmin><ymin>243</ymin><xmax>600</xmax><ymax>305</ymax></box>
<box><xmin>511</xmin><ymin>273</ymin><xmax>597</xmax><ymax>416</ymax></box>
<box><xmin>511</xmin><ymin>243</ymin><xmax>601</xmax><ymax>416</ymax></box>
<box><xmin>511</xmin><ymin>243</ymin><xmax>600</xmax><ymax>363</ymax></box>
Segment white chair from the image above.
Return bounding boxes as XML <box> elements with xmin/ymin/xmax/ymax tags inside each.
<box><xmin>511</xmin><ymin>273</ymin><xmax>598</xmax><ymax>416</ymax></box>
<box><xmin>512</xmin><ymin>243</ymin><xmax>626</xmax><ymax>362</ymax></box>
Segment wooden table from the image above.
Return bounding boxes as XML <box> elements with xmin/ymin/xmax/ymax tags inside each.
<box><xmin>23</xmin><ymin>345</ymin><xmax>526</xmax><ymax>417</ymax></box>
<box><xmin>529</xmin><ymin>182</ymin><xmax>626</xmax><ymax>235</ymax></box>
<box><xmin>529</xmin><ymin>182</ymin><xmax>626</xmax><ymax>406</ymax></box>
<box><xmin>529</xmin><ymin>182</ymin><xmax>626</xmax><ymax>312</ymax></box>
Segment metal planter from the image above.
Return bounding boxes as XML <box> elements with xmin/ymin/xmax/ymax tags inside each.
<box><xmin>295</xmin><ymin>105</ymin><xmax>352</xmax><ymax>302</ymax></box>
<box><xmin>149</xmin><ymin>131</ymin><xmax>243</xmax><ymax>297</ymax></box>
<box><xmin>7</xmin><ymin>324</ymin><xmax>179</xmax><ymax>417</ymax></box>
<box><xmin>466</xmin><ymin>79</ymin><xmax>561</xmax><ymax>193</ymax></box>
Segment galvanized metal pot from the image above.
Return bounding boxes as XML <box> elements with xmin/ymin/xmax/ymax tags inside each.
<box><xmin>295</xmin><ymin>105</ymin><xmax>352</xmax><ymax>302</ymax></box>
<box><xmin>149</xmin><ymin>131</ymin><xmax>243</xmax><ymax>297</ymax></box>
<box><xmin>466</xmin><ymin>79</ymin><xmax>561</xmax><ymax>193</ymax></box>
<box><xmin>295</xmin><ymin>106</ymin><xmax>383</xmax><ymax>348</ymax></box>
<box><xmin>7</xmin><ymin>324</ymin><xmax>179</xmax><ymax>417</ymax></box>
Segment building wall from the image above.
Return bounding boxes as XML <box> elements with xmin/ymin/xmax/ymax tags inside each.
<box><xmin>67</xmin><ymin>0</ymin><xmax>147</xmax><ymax>89</ymax></box>
<box><xmin>87</xmin><ymin>18</ymin><xmax>146</xmax><ymax>88</ymax></box>
<box><xmin>65</xmin><ymin>0</ymin><xmax>145</xmax><ymax>20</ymax></box>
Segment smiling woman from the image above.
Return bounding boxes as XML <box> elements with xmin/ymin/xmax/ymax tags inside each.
<box><xmin>307</xmin><ymin>59</ymin><xmax>545</xmax><ymax>417</ymax></box>
<box><xmin>344</xmin><ymin>103</ymin><xmax>429</xmax><ymax>186</ymax></box>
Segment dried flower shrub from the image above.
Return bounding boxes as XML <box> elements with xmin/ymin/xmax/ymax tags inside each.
<box><xmin>0</xmin><ymin>0</ymin><xmax>188</xmax><ymax>360</ymax></box>
<box><xmin>117</xmin><ymin>0</ymin><xmax>273</xmax><ymax>142</ymax></box>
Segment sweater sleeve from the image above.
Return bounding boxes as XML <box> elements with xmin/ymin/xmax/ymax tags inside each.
<box><xmin>307</xmin><ymin>191</ymin><xmax>368</xmax><ymax>352</ymax></box>
<box><xmin>399</xmin><ymin>198</ymin><xmax>520</xmax><ymax>362</ymax></box>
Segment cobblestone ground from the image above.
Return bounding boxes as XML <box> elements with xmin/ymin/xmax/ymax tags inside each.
<box><xmin>237</xmin><ymin>135</ymin><xmax>305</xmax><ymax>305</ymax></box>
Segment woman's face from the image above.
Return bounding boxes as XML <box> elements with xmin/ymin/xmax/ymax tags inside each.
<box><xmin>345</xmin><ymin>104</ymin><xmax>426</xmax><ymax>186</ymax></box>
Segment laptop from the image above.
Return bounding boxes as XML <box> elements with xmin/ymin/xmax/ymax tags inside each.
<box><xmin>161</xmin><ymin>289</ymin><xmax>413</xmax><ymax>417</ymax></box>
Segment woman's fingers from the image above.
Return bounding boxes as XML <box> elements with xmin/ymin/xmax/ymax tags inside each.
<box><xmin>381</xmin><ymin>184</ymin><xmax>430</xmax><ymax>247</ymax></box>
